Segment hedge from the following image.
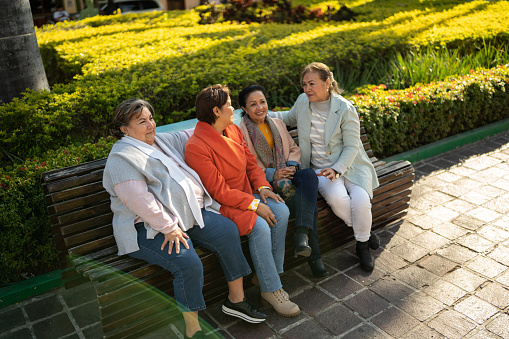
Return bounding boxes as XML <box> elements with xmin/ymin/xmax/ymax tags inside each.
<box><xmin>1</xmin><ymin>65</ymin><xmax>508</xmax><ymax>284</ymax></box>
<box><xmin>2</xmin><ymin>1</ymin><xmax>509</xmax><ymax>164</ymax></box>
<box><xmin>0</xmin><ymin>137</ymin><xmax>116</xmax><ymax>284</ymax></box>
<box><xmin>353</xmin><ymin>65</ymin><xmax>509</xmax><ymax>157</ymax></box>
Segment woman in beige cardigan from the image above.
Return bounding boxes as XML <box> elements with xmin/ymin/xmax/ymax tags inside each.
<box><xmin>238</xmin><ymin>84</ymin><xmax>328</xmax><ymax>278</ymax></box>
<box><xmin>270</xmin><ymin>62</ymin><xmax>380</xmax><ymax>271</ymax></box>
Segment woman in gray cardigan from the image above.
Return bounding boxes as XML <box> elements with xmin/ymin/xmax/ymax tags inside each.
<box><xmin>271</xmin><ymin>62</ymin><xmax>380</xmax><ymax>271</ymax></box>
<box><xmin>103</xmin><ymin>98</ymin><xmax>266</xmax><ymax>339</ymax></box>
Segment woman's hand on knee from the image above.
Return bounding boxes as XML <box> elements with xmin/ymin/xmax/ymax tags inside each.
<box><xmin>161</xmin><ymin>228</ymin><xmax>189</xmax><ymax>254</ymax></box>
<box><xmin>256</xmin><ymin>203</ymin><xmax>277</xmax><ymax>227</ymax></box>
<box><xmin>259</xmin><ymin>187</ymin><xmax>285</xmax><ymax>204</ymax></box>
<box><xmin>318</xmin><ymin>168</ymin><xmax>339</xmax><ymax>182</ymax></box>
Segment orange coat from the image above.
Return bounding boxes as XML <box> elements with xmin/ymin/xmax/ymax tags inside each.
<box><xmin>185</xmin><ymin>121</ymin><xmax>270</xmax><ymax>236</ymax></box>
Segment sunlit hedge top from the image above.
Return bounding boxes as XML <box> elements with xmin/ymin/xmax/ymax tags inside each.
<box><xmin>37</xmin><ymin>1</ymin><xmax>509</xmax><ymax>78</ymax></box>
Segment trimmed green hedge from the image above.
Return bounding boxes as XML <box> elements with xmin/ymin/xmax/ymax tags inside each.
<box><xmin>354</xmin><ymin>65</ymin><xmax>509</xmax><ymax>157</ymax></box>
<box><xmin>0</xmin><ymin>137</ymin><xmax>115</xmax><ymax>284</ymax></box>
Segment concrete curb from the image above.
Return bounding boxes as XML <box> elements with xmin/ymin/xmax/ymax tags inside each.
<box><xmin>382</xmin><ymin>118</ymin><xmax>509</xmax><ymax>163</ymax></box>
<box><xmin>0</xmin><ymin>270</ymin><xmax>63</xmax><ymax>308</ymax></box>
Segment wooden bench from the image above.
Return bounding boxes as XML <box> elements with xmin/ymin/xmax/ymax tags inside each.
<box><xmin>42</xmin><ymin>118</ymin><xmax>414</xmax><ymax>339</ymax></box>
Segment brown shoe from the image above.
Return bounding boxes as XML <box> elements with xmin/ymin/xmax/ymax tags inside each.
<box><xmin>261</xmin><ymin>288</ymin><xmax>300</xmax><ymax>317</ymax></box>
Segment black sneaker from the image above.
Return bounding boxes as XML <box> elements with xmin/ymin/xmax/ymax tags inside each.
<box><xmin>222</xmin><ymin>297</ymin><xmax>267</xmax><ymax>323</ymax></box>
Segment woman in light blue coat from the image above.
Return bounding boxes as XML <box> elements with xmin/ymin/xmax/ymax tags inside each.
<box><xmin>271</xmin><ymin>62</ymin><xmax>380</xmax><ymax>270</ymax></box>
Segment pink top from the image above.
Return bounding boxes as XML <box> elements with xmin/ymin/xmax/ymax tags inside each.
<box><xmin>113</xmin><ymin>140</ymin><xmax>205</xmax><ymax>234</ymax></box>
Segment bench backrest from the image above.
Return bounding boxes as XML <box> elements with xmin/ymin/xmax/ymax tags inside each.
<box><xmin>42</xmin><ymin>159</ymin><xmax>113</xmax><ymax>286</ymax></box>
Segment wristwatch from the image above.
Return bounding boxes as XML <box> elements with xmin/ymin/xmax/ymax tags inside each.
<box><xmin>333</xmin><ymin>169</ymin><xmax>341</xmax><ymax>179</ymax></box>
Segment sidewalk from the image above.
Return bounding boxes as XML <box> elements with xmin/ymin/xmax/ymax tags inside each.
<box><xmin>2</xmin><ymin>130</ymin><xmax>509</xmax><ymax>339</ymax></box>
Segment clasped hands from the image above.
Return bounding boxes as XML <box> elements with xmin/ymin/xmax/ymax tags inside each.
<box><xmin>273</xmin><ymin>166</ymin><xmax>297</xmax><ymax>181</ymax></box>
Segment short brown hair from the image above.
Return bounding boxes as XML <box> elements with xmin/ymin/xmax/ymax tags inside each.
<box><xmin>195</xmin><ymin>84</ymin><xmax>230</xmax><ymax>125</ymax></box>
<box><xmin>110</xmin><ymin>98</ymin><xmax>154</xmax><ymax>139</ymax></box>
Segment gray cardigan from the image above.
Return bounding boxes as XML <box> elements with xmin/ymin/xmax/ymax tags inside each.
<box><xmin>270</xmin><ymin>92</ymin><xmax>379</xmax><ymax>198</ymax></box>
<box><xmin>103</xmin><ymin>131</ymin><xmax>221</xmax><ymax>255</ymax></box>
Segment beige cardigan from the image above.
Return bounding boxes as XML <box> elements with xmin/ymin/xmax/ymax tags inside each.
<box><xmin>239</xmin><ymin>116</ymin><xmax>301</xmax><ymax>182</ymax></box>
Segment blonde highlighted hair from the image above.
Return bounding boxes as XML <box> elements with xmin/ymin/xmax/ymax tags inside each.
<box><xmin>300</xmin><ymin>62</ymin><xmax>343</xmax><ymax>95</ymax></box>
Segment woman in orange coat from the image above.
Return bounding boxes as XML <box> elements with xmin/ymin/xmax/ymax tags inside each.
<box><xmin>185</xmin><ymin>84</ymin><xmax>300</xmax><ymax>318</ymax></box>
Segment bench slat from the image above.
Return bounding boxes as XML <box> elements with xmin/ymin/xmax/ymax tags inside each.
<box><xmin>44</xmin><ymin>170</ymin><xmax>104</xmax><ymax>194</ymax></box>
<box><xmin>50</xmin><ymin>202</ymin><xmax>111</xmax><ymax>228</ymax></box>
<box><xmin>47</xmin><ymin>191</ymin><xmax>111</xmax><ymax>215</ymax></box>
<box><xmin>45</xmin><ymin>181</ymin><xmax>105</xmax><ymax>205</ymax></box>
<box><xmin>42</xmin><ymin>159</ymin><xmax>107</xmax><ymax>183</ymax></box>
<box><xmin>64</xmin><ymin>224</ymin><xmax>114</xmax><ymax>248</ymax></box>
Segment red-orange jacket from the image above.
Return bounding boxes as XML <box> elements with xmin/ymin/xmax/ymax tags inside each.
<box><xmin>185</xmin><ymin>121</ymin><xmax>270</xmax><ymax>235</ymax></box>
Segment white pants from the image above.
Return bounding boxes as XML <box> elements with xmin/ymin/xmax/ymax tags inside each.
<box><xmin>316</xmin><ymin>171</ymin><xmax>372</xmax><ymax>242</ymax></box>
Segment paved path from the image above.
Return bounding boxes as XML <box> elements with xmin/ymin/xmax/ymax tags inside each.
<box><xmin>2</xmin><ymin>131</ymin><xmax>509</xmax><ymax>339</ymax></box>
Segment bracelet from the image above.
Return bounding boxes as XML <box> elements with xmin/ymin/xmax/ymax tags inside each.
<box><xmin>258</xmin><ymin>185</ymin><xmax>272</xmax><ymax>192</ymax></box>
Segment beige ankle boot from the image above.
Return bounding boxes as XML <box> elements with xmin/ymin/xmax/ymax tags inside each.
<box><xmin>261</xmin><ymin>288</ymin><xmax>300</xmax><ymax>317</ymax></box>
<box><xmin>252</xmin><ymin>275</ymin><xmax>289</xmax><ymax>299</ymax></box>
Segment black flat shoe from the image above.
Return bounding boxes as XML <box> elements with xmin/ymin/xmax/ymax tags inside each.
<box><xmin>308</xmin><ymin>258</ymin><xmax>329</xmax><ymax>278</ymax></box>
<box><xmin>294</xmin><ymin>232</ymin><xmax>312</xmax><ymax>258</ymax></box>
<box><xmin>185</xmin><ymin>331</ymin><xmax>205</xmax><ymax>339</ymax></box>
<box><xmin>356</xmin><ymin>241</ymin><xmax>374</xmax><ymax>271</ymax></box>
<box><xmin>369</xmin><ymin>231</ymin><xmax>380</xmax><ymax>250</ymax></box>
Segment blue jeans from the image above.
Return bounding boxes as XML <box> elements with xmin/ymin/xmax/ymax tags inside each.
<box><xmin>286</xmin><ymin>168</ymin><xmax>322</xmax><ymax>260</ymax></box>
<box><xmin>128</xmin><ymin>208</ymin><xmax>251</xmax><ymax>312</ymax></box>
<box><xmin>248</xmin><ymin>194</ymin><xmax>290</xmax><ymax>293</ymax></box>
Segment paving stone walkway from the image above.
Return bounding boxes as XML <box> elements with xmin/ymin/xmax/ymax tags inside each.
<box><xmin>2</xmin><ymin>130</ymin><xmax>509</xmax><ymax>339</ymax></box>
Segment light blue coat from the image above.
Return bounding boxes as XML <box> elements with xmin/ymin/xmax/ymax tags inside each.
<box><xmin>271</xmin><ymin>92</ymin><xmax>379</xmax><ymax>198</ymax></box>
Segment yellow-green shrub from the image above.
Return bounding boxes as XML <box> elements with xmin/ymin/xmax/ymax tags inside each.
<box><xmin>353</xmin><ymin>64</ymin><xmax>509</xmax><ymax>157</ymax></box>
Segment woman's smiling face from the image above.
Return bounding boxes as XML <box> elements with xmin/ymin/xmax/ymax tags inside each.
<box><xmin>242</xmin><ymin>90</ymin><xmax>268</xmax><ymax>125</ymax></box>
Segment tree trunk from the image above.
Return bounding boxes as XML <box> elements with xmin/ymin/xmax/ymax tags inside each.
<box><xmin>0</xmin><ymin>0</ymin><xmax>49</xmax><ymax>104</ymax></box>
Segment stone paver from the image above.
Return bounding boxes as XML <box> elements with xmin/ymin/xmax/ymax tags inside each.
<box><xmin>453</xmin><ymin>295</ymin><xmax>499</xmax><ymax>324</ymax></box>
<box><xmin>395</xmin><ymin>292</ymin><xmax>445</xmax><ymax>322</ymax></box>
<box><xmin>443</xmin><ymin>268</ymin><xmax>486</xmax><ymax>292</ymax></box>
<box><xmin>475</xmin><ymin>282</ymin><xmax>509</xmax><ymax>309</ymax></box>
<box><xmin>485</xmin><ymin>313</ymin><xmax>509</xmax><ymax>339</ymax></box>
<box><xmin>428</xmin><ymin>310</ymin><xmax>477</xmax><ymax>338</ymax></box>
<box><xmin>422</xmin><ymin>279</ymin><xmax>467</xmax><ymax>306</ymax></box>
<box><xmin>3</xmin><ymin>131</ymin><xmax>509</xmax><ymax>339</ymax></box>
<box><xmin>371</xmin><ymin>307</ymin><xmax>420</xmax><ymax>337</ymax></box>
<box><xmin>417</xmin><ymin>254</ymin><xmax>458</xmax><ymax>276</ymax></box>
<box><xmin>467</xmin><ymin>256</ymin><xmax>508</xmax><ymax>279</ymax></box>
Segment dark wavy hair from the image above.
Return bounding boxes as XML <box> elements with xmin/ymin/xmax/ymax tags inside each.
<box><xmin>238</xmin><ymin>84</ymin><xmax>267</xmax><ymax>117</ymax></box>
<box><xmin>195</xmin><ymin>84</ymin><xmax>230</xmax><ymax>125</ymax></box>
<box><xmin>110</xmin><ymin>98</ymin><xmax>154</xmax><ymax>139</ymax></box>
